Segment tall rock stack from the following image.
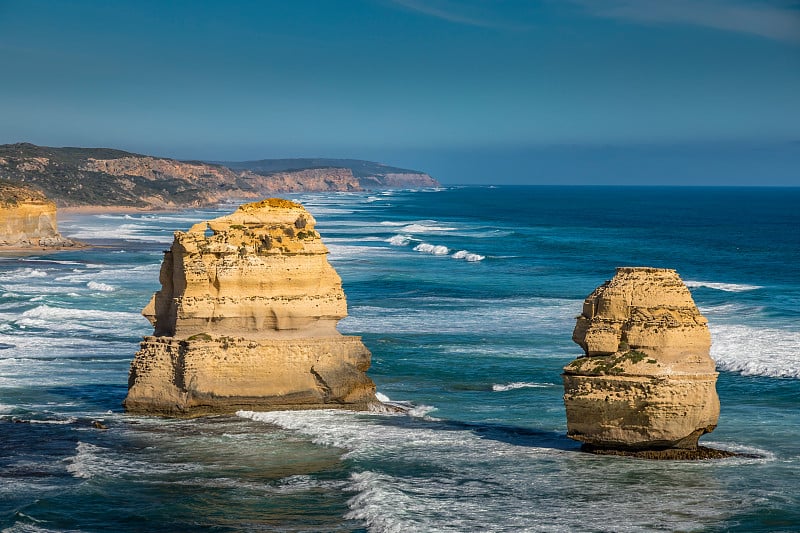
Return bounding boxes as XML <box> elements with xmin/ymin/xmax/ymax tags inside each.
<box><xmin>562</xmin><ymin>267</ymin><xmax>722</xmax><ymax>457</ymax></box>
<box><xmin>124</xmin><ymin>198</ymin><xmax>377</xmax><ymax>416</ymax></box>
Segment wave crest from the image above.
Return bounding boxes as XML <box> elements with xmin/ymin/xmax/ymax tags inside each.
<box><xmin>685</xmin><ymin>280</ymin><xmax>762</xmax><ymax>292</ymax></box>
<box><xmin>413</xmin><ymin>243</ymin><xmax>449</xmax><ymax>255</ymax></box>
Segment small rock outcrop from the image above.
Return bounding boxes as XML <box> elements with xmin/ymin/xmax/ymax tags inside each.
<box><xmin>562</xmin><ymin>267</ymin><xmax>721</xmax><ymax>456</ymax></box>
<box><xmin>0</xmin><ymin>180</ymin><xmax>77</xmax><ymax>249</ymax></box>
<box><xmin>124</xmin><ymin>198</ymin><xmax>378</xmax><ymax>416</ymax></box>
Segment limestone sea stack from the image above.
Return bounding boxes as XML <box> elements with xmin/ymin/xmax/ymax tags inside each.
<box><xmin>0</xmin><ymin>180</ymin><xmax>76</xmax><ymax>248</ymax></box>
<box><xmin>562</xmin><ymin>267</ymin><xmax>722</xmax><ymax>457</ymax></box>
<box><xmin>124</xmin><ymin>198</ymin><xmax>378</xmax><ymax>416</ymax></box>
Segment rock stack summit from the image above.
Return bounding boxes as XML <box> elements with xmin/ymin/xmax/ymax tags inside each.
<box><xmin>562</xmin><ymin>267</ymin><xmax>726</xmax><ymax>459</ymax></box>
<box><xmin>124</xmin><ymin>198</ymin><xmax>378</xmax><ymax>416</ymax></box>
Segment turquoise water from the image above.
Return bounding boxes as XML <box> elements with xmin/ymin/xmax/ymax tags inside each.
<box><xmin>1</xmin><ymin>186</ymin><xmax>798</xmax><ymax>532</ymax></box>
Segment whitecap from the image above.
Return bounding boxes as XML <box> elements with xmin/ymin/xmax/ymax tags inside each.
<box><xmin>0</xmin><ymin>268</ymin><xmax>48</xmax><ymax>282</ymax></box>
<box><xmin>685</xmin><ymin>280</ymin><xmax>763</xmax><ymax>292</ymax></box>
<box><xmin>492</xmin><ymin>382</ymin><xmax>555</xmax><ymax>392</ymax></box>
<box><xmin>403</xmin><ymin>223</ymin><xmax>457</xmax><ymax>233</ymax></box>
<box><xmin>451</xmin><ymin>250</ymin><xmax>485</xmax><ymax>262</ymax></box>
<box><xmin>413</xmin><ymin>243</ymin><xmax>449</xmax><ymax>255</ymax></box>
<box><xmin>711</xmin><ymin>324</ymin><xmax>800</xmax><ymax>379</ymax></box>
<box><xmin>87</xmin><ymin>281</ymin><xmax>115</xmax><ymax>292</ymax></box>
<box><xmin>66</xmin><ymin>441</ymin><xmax>200</xmax><ymax>480</ymax></box>
<box><xmin>386</xmin><ymin>234</ymin><xmax>412</xmax><ymax>246</ymax></box>
<box><xmin>14</xmin><ymin>305</ymin><xmax>145</xmax><ymax>334</ymax></box>
<box><xmin>375</xmin><ymin>392</ymin><xmax>392</xmax><ymax>403</ymax></box>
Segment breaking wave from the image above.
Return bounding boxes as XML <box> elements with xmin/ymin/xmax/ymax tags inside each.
<box><xmin>492</xmin><ymin>382</ymin><xmax>556</xmax><ymax>392</ymax></box>
<box><xmin>386</xmin><ymin>234</ymin><xmax>411</xmax><ymax>246</ymax></box>
<box><xmin>685</xmin><ymin>280</ymin><xmax>763</xmax><ymax>292</ymax></box>
<box><xmin>413</xmin><ymin>243</ymin><xmax>449</xmax><ymax>255</ymax></box>
<box><xmin>711</xmin><ymin>324</ymin><xmax>800</xmax><ymax>379</ymax></box>
<box><xmin>451</xmin><ymin>250</ymin><xmax>485</xmax><ymax>262</ymax></box>
<box><xmin>87</xmin><ymin>281</ymin><xmax>115</xmax><ymax>292</ymax></box>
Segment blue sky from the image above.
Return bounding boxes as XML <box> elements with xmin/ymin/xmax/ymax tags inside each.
<box><xmin>1</xmin><ymin>0</ymin><xmax>798</xmax><ymax>184</ymax></box>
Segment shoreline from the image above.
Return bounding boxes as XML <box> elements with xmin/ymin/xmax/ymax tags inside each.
<box><xmin>59</xmin><ymin>205</ymin><xmax>174</xmax><ymax>215</ymax></box>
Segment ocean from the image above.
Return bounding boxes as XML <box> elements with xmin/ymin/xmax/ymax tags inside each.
<box><xmin>0</xmin><ymin>186</ymin><xmax>798</xmax><ymax>532</ymax></box>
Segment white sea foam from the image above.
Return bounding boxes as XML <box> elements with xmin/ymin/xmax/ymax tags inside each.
<box><xmin>380</xmin><ymin>220</ymin><xmax>456</xmax><ymax>233</ymax></box>
<box><xmin>711</xmin><ymin>324</ymin><xmax>800</xmax><ymax>379</ymax></box>
<box><xmin>685</xmin><ymin>280</ymin><xmax>763</xmax><ymax>292</ymax></box>
<box><xmin>325</xmin><ymin>244</ymin><xmax>392</xmax><ymax>260</ymax></box>
<box><xmin>87</xmin><ymin>281</ymin><xmax>115</xmax><ymax>292</ymax></box>
<box><xmin>403</xmin><ymin>223</ymin><xmax>457</xmax><ymax>233</ymax></box>
<box><xmin>386</xmin><ymin>234</ymin><xmax>411</xmax><ymax>246</ymax></box>
<box><xmin>238</xmin><ymin>408</ymin><xmax>746</xmax><ymax>532</ymax></box>
<box><xmin>66</xmin><ymin>441</ymin><xmax>199</xmax><ymax>480</ymax></box>
<box><xmin>413</xmin><ymin>243</ymin><xmax>449</xmax><ymax>255</ymax></box>
<box><xmin>0</xmin><ymin>268</ymin><xmax>48</xmax><ymax>282</ymax></box>
<box><xmin>66</xmin><ymin>223</ymin><xmax>174</xmax><ymax>243</ymax></box>
<box><xmin>451</xmin><ymin>250</ymin><xmax>485</xmax><ymax>262</ymax></box>
<box><xmin>15</xmin><ymin>305</ymin><xmax>145</xmax><ymax>334</ymax></box>
<box><xmin>28</xmin><ymin>416</ymin><xmax>78</xmax><ymax>425</ymax></box>
<box><xmin>492</xmin><ymin>382</ymin><xmax>555</xmax><ymax>392</ymax></box>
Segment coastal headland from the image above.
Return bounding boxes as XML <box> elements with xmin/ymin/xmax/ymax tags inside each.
<box><xmin>0</xmin><ymin>143</ymin><xmax>439</xmax><ymax>210</ymax></box>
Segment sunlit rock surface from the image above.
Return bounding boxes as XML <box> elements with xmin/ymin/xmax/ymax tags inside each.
<box><xmin>563</xmin><ymin>267</ymin><xmax>721</xmax><ymax>454</ymax></box>
<box><xmin>124</xmin><ymin>199</ymin><xmax>377</xmax><ymax>416</ymax></box>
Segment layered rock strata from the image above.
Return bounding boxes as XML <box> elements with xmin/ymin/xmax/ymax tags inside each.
<box><xmin>1</xmin><ymin>143</ymin><xmax>440</xmax><ymax>209</ymax></box>
<box><xmin>562</xmin><ymin>267</ymin><xmax>721</xmax><ymax>455</ymax></box>
<box><xmin>0</xmin><ymin>180</ymin><xmax>77</xmax><ymax>248</ymax></box>
<box><xmin>124</xmin><ymin>198</ymin><xmax>377</xmax><ymax>416</ymax></box>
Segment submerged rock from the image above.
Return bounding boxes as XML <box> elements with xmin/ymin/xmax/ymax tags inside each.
<box><xmin>124</xmin><ymin>198</ymin><xmax>378</xmax><ymax>416</ymax></box>
<box><xmin>562</xmin><ymin>267</ymin><xmax>720</xmax><ymax>454</ymax></box>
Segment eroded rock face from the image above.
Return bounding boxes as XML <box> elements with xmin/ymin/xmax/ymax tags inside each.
<box><xmin>562</xmin><ymin>267</ymin><xmax>720</xmax><ymax>451</ymax></box>
<box><xmin>0</xmin><ymin>181</ymin><xmax>76</xmax><ymax>248</ymax></box>
<box><xmin>124</xmin><ymin>198</ymin><xmax>378</xmax><ymax>416</ymax></box>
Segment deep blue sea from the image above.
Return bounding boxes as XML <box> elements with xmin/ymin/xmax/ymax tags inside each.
<box><xmin>1</xmin><ymin>186</ymin><xmax>798</xmax><ymax>532</ymax></box>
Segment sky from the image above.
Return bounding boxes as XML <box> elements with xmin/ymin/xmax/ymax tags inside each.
<box><xmin>0</xmin><ymin>0</ymin><xmax>798</xmax><ymax>184</ymax></box>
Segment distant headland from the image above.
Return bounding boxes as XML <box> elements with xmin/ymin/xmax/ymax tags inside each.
<box><xmin>0</xmin><ymin>143</ymin><xmax>439</xmax><ymax>210</ymax></box>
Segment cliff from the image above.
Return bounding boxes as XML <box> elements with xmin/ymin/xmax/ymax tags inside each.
<box><xmin>0</xmin><ymin>180</ymin><xmax>77</xmax><ymax>248</ymax></box>
<box><xmin>124</xmin><ymin>198</ymin><xmax>378</xmax><ymax>416</ymax></box>
<box><xmin>219</xmin><ymin>157</ymin><xmax>440</xmax><ymax>189</ymax></box>
<box><xmin>0</xmin><ymin>143</ymin><xmax>439</xmax><ymax>209</ymax></box>
<box><xmin>562</xmin><ymin>267</ymin><xmax>721</xmax><ymax>457</ymax></box>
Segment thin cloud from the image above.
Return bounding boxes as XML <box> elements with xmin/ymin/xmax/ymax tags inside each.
<box><xmin>388</xmin><ymin>0</ymin><xmax>535</xmax><ymax>30</ymax></box>
<box><xmin>570</xmin><ymin>0</ymin><xmax>800</xmax><ymax>43</ymax></box>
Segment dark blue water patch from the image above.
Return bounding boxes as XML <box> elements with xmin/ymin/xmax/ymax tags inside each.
<box><xmin>45</xmin><ymin>383</ymin><xmax>129</xmax><ymax>412</ymax></box>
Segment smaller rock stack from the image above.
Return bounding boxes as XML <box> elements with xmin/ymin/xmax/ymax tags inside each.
<box><xmin>124</xmin><ymin>198</ymin><xmax>378</xmax><ymax>416</ymax></box>
<box><xmin>0</xmin><ymin>181</ymin><xmax>76</xmax><ymax>248</ymax></box>
<box><xmin>562</xmin><ymin>267</ymin><xmax>726</xmax><ymax>458</ymax></box>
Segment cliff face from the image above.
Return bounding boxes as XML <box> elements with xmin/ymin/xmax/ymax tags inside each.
<box><xmin>0</xmin><ymin>180</ymin><xmax>76</xmax><ymax>248</ymax></box>
<box><xmin>124</xmin><ymin>198</ymin><xmax>377</xmax><ymax>416</ymax></box>
<box><xmin>0</xmin><ymin>143</ymin><xmax>439</xmax><ymax>208</ymax></box>
<box><xmin>562</xmin><ymin>267</ymin><xmax>720</xmax><ymax>452</ymax></box>
<box><xmin>243</xmin><ymin>167</ymin><xmax>361</xmax><ymax>193</ymax></box>
<box><xmin>357</xmin><ymin>172</ymin><xmax>439</xmax><ymax>189</ymax></box>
